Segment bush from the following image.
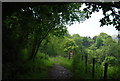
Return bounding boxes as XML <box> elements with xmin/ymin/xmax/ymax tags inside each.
<box><xmin>108</xmin><ymin>66</ymin><xmax>120</xmax><ymax>79</ymax></box>
<box><xmin>35</xmin><ymin>52</ymin><xmax>49</xmax><ymax>60</ymax></box>
<box><xmin>103</xmin><ymin>56</ymin><xmax>118</xmax><ymax>66</ymax></box>
<box><xmin>15</xmin><ymin>52</ymin><xmax>55</xmax><ymax>79</ymax></box>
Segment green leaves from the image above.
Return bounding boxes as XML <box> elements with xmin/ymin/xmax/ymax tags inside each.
<box><xmin>63</xmin><ymin>38</ymin><xmax>78</xmax><ymax>53</ymax></box>
<box><xmin>87</xmin><ymin>32</ymin><xmax>119</xmax><ymax>64</ymax></box>
<box><xmin>83</xmin><ymin>2</ymin><xmax>120</xmax><ymax>30</ymax></box>
<box><xmin>103</xmin><ymin>56</ymin><xmax>118</xmax><ymax>66</ymax></box>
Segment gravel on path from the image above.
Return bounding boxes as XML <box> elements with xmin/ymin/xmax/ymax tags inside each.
<box><xmin>48</xmin><ymin>63</ymin><xmax>72</xmax><ymax>79</ymax></box>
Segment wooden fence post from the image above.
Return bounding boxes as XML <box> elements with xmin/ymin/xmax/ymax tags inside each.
<box><xmin>104</xmin><ymin>63</ymin><xmax>108</xmax><ymax>80</ymax></box>
<box><xmin>85</xmin><ymin>56</ymin><xmax>88</xmax><ymax>73</ymax></box>
<box><xmin>92</xmin><ymin>58</ymin><xmax>95</xmax><ymax>79</ymax></box>
<box><xmin>68</xmin><ymin>51</ymin><xmax>70</xmax><ymax>60</ymax></box>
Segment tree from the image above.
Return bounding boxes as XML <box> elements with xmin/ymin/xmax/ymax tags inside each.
<box><xmin>3</xmin><ymin>3</ymin><xmax>87</xmax><ymax>61</ymax></box>
<box><xmin>82</xmin><ymin>2</ymin><xmax>120</xmax><ymax>30</ymax></box>
<box><xmin>96</xmin><ymin>37</ymin><xmax>103</xmax><ymax>48</ymax></box>
<box><xmin>94</xmin><ymin>33</ymin><xmax>112</xmax><ymax>48</ymax></box>
<box><xmin>82</xmin><ymin>37</ymin><xmax>93</xmax><ymax>48</ymax></box>
<box><xmin>88</xmin><ymin>33</ymin><xmax>118</xmax><ymax>63</ymax></box>
<box><xmin>64</xmin><ymin>38</ymin><xmax>78</xmax><ymax>54</ymax></box>
<box><xmin>93</xmin><ymin>36</ymin><xmax>97</xmax><ymax>43</ymax></box>
<box><xmin>103</xmin><ymin>56</ymin><xmax>118</xmax><ymax>66</ymax></box>
<box><xmin>40</xmin><ymin>33</ymin><xmax>66</xmax><ymax>56</ymax></box>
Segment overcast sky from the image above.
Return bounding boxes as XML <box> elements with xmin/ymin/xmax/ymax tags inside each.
<box><xmin>66</xmin><ymin>5</ymin><xmax>118</xmax><ymax>38</ymax></box>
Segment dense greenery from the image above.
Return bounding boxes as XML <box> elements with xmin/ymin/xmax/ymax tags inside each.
<box><xmin>3</xmin><ymin>2</ymin><xmax>119</xmax><ymax>80</ymax></box>
<box><xmin>70</xmin><ymin>33</ymin><xmax>120</xmax><ymax>79</ymax></box>
<box><xmin>3</xmin><ymin>51</ymin><xmax>55</xmax><ymax>79</ymax></box>
<box><xmin>39</xmin><ymin>32</ymin><xmax>120</xmax><ymax>79</ymax></box>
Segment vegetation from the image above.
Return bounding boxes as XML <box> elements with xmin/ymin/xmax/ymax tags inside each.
<box><xmin>3</xmin><ymin>52</ymin><xmax>55</xmax><ymax>79</ymax></box>
<box><xmin>54</xmin><ymin>56</ymin><xmax>73</xmax><ymax>70</ymax></box>
<box><xmin>2</xmin><ymin>2</ymin><xmax>120</xmax><ymax>80</ymax></box>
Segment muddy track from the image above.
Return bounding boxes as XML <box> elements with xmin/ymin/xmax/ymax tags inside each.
<box><xmin>47</xmin><ymin>59</ymin><xmax>72</xmax><ymax>79</ymax></box>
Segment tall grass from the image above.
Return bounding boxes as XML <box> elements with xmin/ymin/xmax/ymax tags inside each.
<box><xmin>71</xmin><ymin>54</ymin><xmax>105</xmax><ymax>79</ymax></box>
<box><xmin>71</xmin><ymin>54</ymin><xmax>120</xmax><ymax>79</ymax></box>
<box><xmin>15</xmin><ymin>52</ymin><xmax>55</xmax><ymax>79</ymax></box>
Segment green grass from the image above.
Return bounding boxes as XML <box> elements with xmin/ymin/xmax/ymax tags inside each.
<box><xmin>107</xmin><ymin>66</ymin><xmax>120</xmax><ymax>79</ymax></box>
<box><xmin>72</xmin><ymin>60</ymin><xmax>93</xmax><ymax>79</ymax></box>
<box><xmin>4</xmin><ymin>51</ymin><xmax>120</xmax><ymax>80</ymax></box>
<box><xmin>71</xmin><ymin>58</ymin><xmax>120</xmax><ymax>80</ymax></box>
<box><xmin>54</xmin><ymin>56</ymin><xmax>73</xmax><ymax>70</ymax></box>
<box><xmin>20</xmin><ymin>55</ymin><xmax>120</xmax><ymax>80</ymax></box>
<box><xmin>16</xmin><ymin>71</ymin><xmax>48</xmax><ymax>79</ymax></box>
<box><xmin>14</xmin><ymin>53</ymin><xmax>56</xmax><ymax>79</ymax></box>
<box><xmin>71</xmin><ymin>55</ymin><xmax>104</xmax><ymax>79</ymax></box>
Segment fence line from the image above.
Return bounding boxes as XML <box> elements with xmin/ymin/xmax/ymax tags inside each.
<box><xmin>80</xmin><ymin>55</ymin><xmax>108</xmax><ymax>79</ymax></box>
<box><xmin>67</xmin><ymin>52</ymin><xmax>109</xmax><ymax>79</ymax></box>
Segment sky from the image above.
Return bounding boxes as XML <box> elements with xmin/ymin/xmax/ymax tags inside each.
<box><xmin>66</xmin><ymin>5</ymin><xmax>118</xmax><ymax>38</ymax></box>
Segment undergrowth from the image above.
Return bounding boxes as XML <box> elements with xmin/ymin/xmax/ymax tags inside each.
<box><xmin>3</xmin><ymin>51</ymin><xmax>55</xmax><ymax>79</ymax></box>
<box><xmin>54</xmin><ymin>56</ymin><xmax>73</xmax><ymax>70</ymax></box>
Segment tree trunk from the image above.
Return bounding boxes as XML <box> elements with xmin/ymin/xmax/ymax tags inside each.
<box><xmin>29</xmin><ymin>36</ymin><xmax>38</xmax><ymax>61</ymax></box>
<box><xmin>29</xmin><ymin>25</ymin><xmax>53</xmax><ymax>60</ymax></box>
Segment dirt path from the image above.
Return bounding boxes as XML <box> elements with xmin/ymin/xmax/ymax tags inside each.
<box><xmin>47</xmin><ymin>59</ymin><xmax>72</xmax><ymax>79</ymax></box>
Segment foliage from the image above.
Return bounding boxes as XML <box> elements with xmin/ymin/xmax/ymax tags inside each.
<box><xmin>69</xmin><ymin>32</ymin><xmax>119</xmax><ymax>79</ymax></box>
<box><xmin>64</xmin><ymin>38</ymin><xmax>78</xmax><ymax>53</ymax></box>
<box><xmin>40</xmin><ymin>34</ymin><xmax>67</xmax><ymax>56</ymax></box>
<box><xmin>108</xmin><ymin>66</ymin><xmax>120</xmax><ymax>79</ymax></box>
<box><xmin>83</xmin><ymin>2</ymin><xmax>120</xmax><ymax>30</ymax></box>
<box><xmin>3</xmin><ymin>52</ymin><xmax>55</xmax><ymax>79</ymax></box>
<box><xmin>3</xmin><ymin>3</ymin><xmax>87</xmax><ymax>63</ymax></box>
<box><xmin>3</xmin><ymin>2</ymin><xmax>120</xmax><ymax>79</ymax></box>
<box><xmin>103</xmin><ymin>56</ymin><xmax>118</xmax><ymax>66</ymax></box>
<box><xmin>54</xmin><ymin>56</ymin><xmax>73</xmax><ymax>70</ymax></box>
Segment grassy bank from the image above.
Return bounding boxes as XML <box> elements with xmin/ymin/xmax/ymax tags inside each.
<box><xmin>3</xmin><ymin>52</ymin><xmax>56</xmax><ymax>79</ymax></box>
